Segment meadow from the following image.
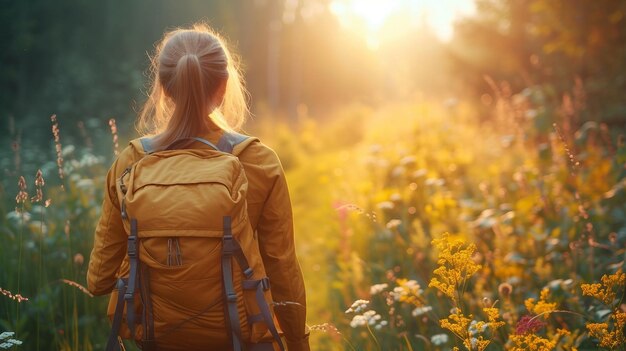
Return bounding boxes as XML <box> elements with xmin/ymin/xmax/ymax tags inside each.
<box><xmin>1</xmin><ymin>80</ymin><xmax>624</xmax><ymax>350</ymax></box>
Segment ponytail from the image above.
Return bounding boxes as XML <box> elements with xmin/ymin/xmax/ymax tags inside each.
<box><xmin>137</xmin><ymin>23</ymin><xmax>249</xmax><ymax>151</ymax></box>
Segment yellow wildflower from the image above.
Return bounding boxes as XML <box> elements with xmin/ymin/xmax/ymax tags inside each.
<box><xmin>556</xmin><ymin>328</ymin><xmax>570</xmax><ymax>336</ymax></box>
<box><xmin>483</xmin><ymin>307</ymin><xmax>506</xmax><ymax>330</ymax></box>
<box><xmin>508</xmin><ymin>333</ymin><xmax>556</xmax><ymax>351</ymax></box>
<box><xmin>581</xmin><ymin>269</ymin><xmax>626</xmax><ymax>305</ymax></box>
<box><xmin>440</xmin><ymin>310</ymin><xmax>472</xmax><ymax>341</ymax></box>
<box><xmin>586</xmin><ymin>311</ymin><xmax>626</xmax><ymax>349</ymax></box>
<box><xmin>524</xmin><ymin>288</ymin><xmax>556</xmax><ymax>318</ymax></box>
<box><xmin>429</xmin><ymin>233</ymin><xmax>481</xmax><ymax>303</ymax></box>
<box><xmin>392</xmin><ymin>279</ymin><xmax>424</xmax><ymax>307</ymax></box>
<box><xmin>440</xmin><ymin>308</ymin><xmax>504</xmax><ymax>351</ymax></box>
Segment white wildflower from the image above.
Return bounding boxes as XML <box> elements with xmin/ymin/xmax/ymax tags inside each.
<box><xmin>345</xmin><ymin>299</ymin><xmax>369</xmax><ymax>314</ymax></box>
<box><xmin>411</xmin><ymin>305</ymin><xmax>433</xmax><ymax>317</ymax></box>
<box><xmin>386</xmin><ymin>219</ymin><xmax>401</xmax><ymax>229</ymax></box>
<box><xmin>430</xmin><ymin>333</ymin><xmax>449</xmax><ymax>345</ymax></box>
<box><xmin>369</xmin><ymin>283</ymin><xmax>388</xmax><ymax>295</ymax></box>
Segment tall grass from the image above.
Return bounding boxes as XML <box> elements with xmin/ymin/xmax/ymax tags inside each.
<box><xmin>278</xmin><ymin>90</ymin><xmax>624</xmax><ymax>350</ymax></box>
<box><xmin>1</xmin><ymin>115</ymin><xmax>110</xmax><ymax>350</ymax></box>
<box><xmin>0</xmin><ymin>84</ymin><xmax>624</xmax><ymax>350</ymax></box>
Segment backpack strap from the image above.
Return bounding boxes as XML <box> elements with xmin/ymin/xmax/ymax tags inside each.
<box><xmin>221</xmin><ymin>216</ymin><xmax>243</xmax><ymax>351</ymax></box>
<box><xmin>139</xmin><ymin>137</ymin><xmax>154</xmax><ymax>154</ymax></box>
<box><xmin>125</xmin><ymin>219</ymin><xmax>140</xmax><ymax>339</ymax></box>
<box><xmin>105</xmin><ymin>220</ymin><xmax>141</xmax><ymax>351</ymax></box>
<box><xmin>216</xmin><ymin>131</ymin><xmax>249</xmax><ymax>154</ymax></box>
<box><xmin>242</xmin><ymin>279</ymin><xmax>286</xmax><ymax>351</ymax></box>
<box><xmin>105</xmin><ymin>278</ymin><xmax>128</xmax><ymax>351</ymax></box>
<box><xmin>139</xmin><ymin>132</ymin><xmax>248</xmax><ymax>154</ymax></box>
<box><xmin>141</xmin><ymin>137</ymin><xmax>220</xmax><ymax>154</ymax></box>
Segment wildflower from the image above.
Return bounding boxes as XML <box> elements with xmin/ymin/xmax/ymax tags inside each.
<box><xmin>515</xmin><ymin>315</ymin><xmax>546</xmax><ymax>334</ymax></box>
<box><xmin>556</xmin><ymin>328</ymin><xmax>570</xmax><ymax>336</ymax></box>
<box><xmin>51</xmin><ymin>114</ymin><xmax>65</xmax><ymax>183</ymax></box>
<box><xmin>74</xmin><ymin>253</ymin><xmax>84</xmax><ymax>266</ymax></box>
<box><xmin>429</xmin><ymin>233</ymin><xmax>481</xmax><ymax>303</ymax></box>
<box><xmin>349</xmin><ymin>310</ymin><xmax>384</xmax><ymax>328</ymax></box>
<box><xmin>308</xmin><ymin>323</ymin><xmax>341</xmax><ymax>335</ymax></box>
<box><xmin>0</xmin><ymin>287</ymin><xmax>29</xmax><ymax>303</ymax></box>
<box><xmin>586</xmin><ymin>311</ymin><xmax>626</xmax><ymax>349</ymax></box>
<box><xmin>581</xmin><ymin>269</ymin><xmax>625</xmax><ymax>305</ymax></box>
<box><xmin>483</xmin><ymin>307</ymin><xmax>506</xmax><ymax>330</ymax></box>
<box><xmin>31</xmin><ymin>169</ymin><xmax>49</xmax><ymax>206</ymax></box>
<box><xmin>430</xmin><ymin>333</ymin><xmax>449</xmax><ymax>346</ymax></box>
<box><xmin>345</xmin><ymin>299</ymin><xmax>369</xmax><ymax>314</ymax></box>
<box><xmin>391</xmin><ymin>279</ymin><xmax>424</xmax><ymax>306</ymax></box>
<box><xmin>374</xmin><ymin>320</ymin><xmax>388</xmax><ymax>330</ymax></box>
<box><xmin>469</xmin><ymin>320</ymin><xmax>486</xmax><ymax>335</ymax></box>
<box><xmin>109</xmin><ymin>118</ymin><xmax>120</xmax><ymax>156</ymax></box>
<box><xmin>369</xmin><ymin>283</ymin><xmax>388</xmax><ymax>295</ymax></box>
<box><xmin>440</xmin><ymin>310</ymin><xmax>472</xmax><ymax>342</ymax></box>
<box><xmin>411</xmin><ymin>306</ymin><xmax>432</xmax><ymax>317</ymax></box>
<box><xmin>508</xmin><ymin>333</ymin><xmax>556</xmax><ymax>351</ymax></box>
<box><xmin>15</xmin><ymin>176</ymin><xmax>28</xmax><ymax>211</ymax></box>
<box><xmin>386</xmin><ymin>219</ymin><xmax>401</xmax><ymax>229</ymax></box>
<box><xmin>498</xmin><ymin>282</ymin><xmax>513</xmax><ymax>298</ymax></box>
<box><xmin>524</xmin><ymin>288</ymin><xmax>556</xmax><ymax>318</ymax></box>
<box><xmin>0</xmin><ymin>331</ymin><xmax>23</xmax><ymax>349</ymax></box>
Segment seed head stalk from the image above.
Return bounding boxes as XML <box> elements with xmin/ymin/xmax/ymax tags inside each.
<box><xmin>32</xmin><ymin>169</ymin><xmax>46</xmax><ymax>351</ymax></box>
<box><xmin>15</xmin><ymin>175</ymin><xmax>28</xmax><ymax>330</ymax></box>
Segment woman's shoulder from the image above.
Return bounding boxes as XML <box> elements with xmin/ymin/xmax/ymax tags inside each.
<box><xmin>111</xmin><ymin>138</ymin><xmax>147</xmax><ymax>171</ymax></box>
<box><xmin>233</xmin><ymin>134</ymin><xmax>281</xmax><ymax>166</ymax></box>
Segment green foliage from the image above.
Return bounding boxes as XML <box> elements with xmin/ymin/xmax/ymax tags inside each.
<box><xmin>1</xmin><ymin>143</ymin><xmax>111</xmax><ymax>350</ymax></box>
<box><xmin>263</xmin><ymin>94</ymin><xmax>625</xmax><ymax>350</ymax></box>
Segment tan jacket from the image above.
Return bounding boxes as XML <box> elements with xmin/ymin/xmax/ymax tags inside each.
<box><xmin>87</xmin><ymin>133</ymin><xmax>309</xmax><ymax>350</ymax></box>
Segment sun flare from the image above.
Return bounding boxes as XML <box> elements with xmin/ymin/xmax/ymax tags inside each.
<box><xmin>329</xmin><ymin>0</ymin><xmax>476</xmax><ymax>49</ymax></box>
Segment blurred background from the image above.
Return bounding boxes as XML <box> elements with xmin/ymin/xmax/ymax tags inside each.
<box><xmin>3</xmin><ymin>0</ymin><xmax>624</xmax><ymax>146</ymax></box>
<box><xmin>1</xmin><ymin>1</ymin><xmax>625</xmax><ymax>350</ymax></box>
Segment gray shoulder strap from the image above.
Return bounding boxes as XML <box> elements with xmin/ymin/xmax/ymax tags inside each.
<box><xmin>140</xmin><ymin>133</ymin><xmax>248</xmax><ymax>154</ymax></box>
<box><xmin>216</xmin><ymin>132</ymin><xmax>250</xmax><ymax>154</ymax></box>
<box><xmin>140</xmin><ymin>137</ymin><xmax>155</xmax><ymax>154</ymax></box>
<box><xmin>140</xmin><ymin>137</ymin><xmax>219</xmax><ymax>154</ymax></box>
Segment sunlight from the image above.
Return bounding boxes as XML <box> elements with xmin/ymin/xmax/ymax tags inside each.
<box><xmin>329</xmin><ymin>0</ymin><xmax>476</xmax><ymax>49</ymax></box>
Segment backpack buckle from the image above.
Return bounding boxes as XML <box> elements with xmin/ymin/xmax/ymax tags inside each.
<box><xmin>120</xmin><ymin>200</ymin><xmax>128</xmax><ymax>220</ymax></box>
<box><xmin>261</xmin><ymin>277</ymin><xmax>271</xmax><ymax>291</ymax></box>
<box><xmin>222</xmin><ymin>236</ymin><xmax>234</xmax><ymax>255</ymax></box>
<box><xmin>127</xmin><ymin>236</ymin><xmax>138</xmax><ymax>258</ymax></box>
<box><xmin>243</xmin><ymin>267</ymin><xmax>253</xmax><ymax>279</ymax></box>
<box><xmin>226</xmin><ymin>292</ymin><xmax>237</xmax><ymax>302</ymax></box>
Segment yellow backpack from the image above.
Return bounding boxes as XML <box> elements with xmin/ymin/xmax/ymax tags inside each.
<box><xmin>106</xmin><ymin>133</ymin><xmax>284</xmax><ymax>351</ymax></box>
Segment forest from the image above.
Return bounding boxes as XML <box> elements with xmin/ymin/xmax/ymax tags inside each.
<box><xmin>1</xmin><ymin>0</ymin><xmax>625</xmax><ymax>350</ymax></box>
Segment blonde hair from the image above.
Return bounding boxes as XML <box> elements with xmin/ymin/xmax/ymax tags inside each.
<box><xmin>137</xmin><ymin>23</ymin><xmax>249</xmax><ymax>150</ymax></box>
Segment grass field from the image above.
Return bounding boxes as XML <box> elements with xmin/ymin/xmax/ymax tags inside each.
<box><xmin>1</xmin><ymin>92</ymin><xmax>625</xmax><ymax>350</ymax></box>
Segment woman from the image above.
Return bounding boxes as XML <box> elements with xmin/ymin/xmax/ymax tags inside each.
<box><xmin>87</xmin><ymin>23</ymin><xmax>309</xmax><ymax>351</ymax></box>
